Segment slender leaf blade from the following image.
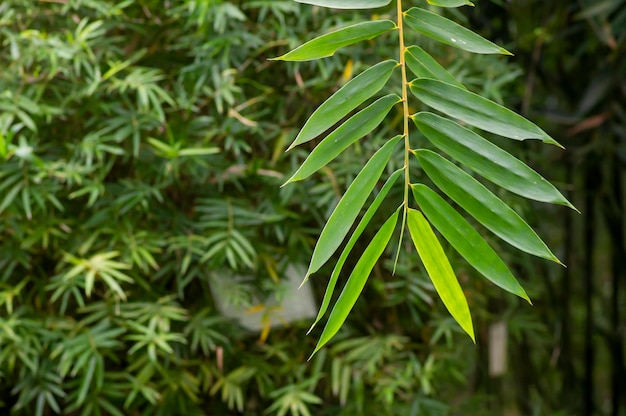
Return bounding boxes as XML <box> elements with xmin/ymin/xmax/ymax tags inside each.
<box><xmin>308</xmin><ymin>168</ymin><xmax>403</xmax><ymax>333</ymax></box>
<box><xmin>291</xmin><ymin>60</ymin><xmax>398</xmax><ymax>149</ymax></box>
<box><xmin>273</xmin><ymin>21</ymin><xmax>396</xmax><ymax>61</ymax></box>
<box><xmin>312</xmin><ymin>209</ymin><xmax>399</xmax><ymax>357</ymax></box>
<box><xmin>412</xmin><ymin>184</ymin><xmax>530</xmax><ymax>302</ymax></box>
<box><xmin>306</xmin><ymin>135</ymin><xmax>402</xmax><ymax>276</ymax></box>
<box><xmin>427</xmin><ymin>0</ymin><xmax>474</xmax><ymax>6</ymax></box>
<box><xmin>285</xmin><ymin>94</ymin><xmax>400</xmax><ymax>184</ymax></box>
<box><xmin>404</xmin><ymin>8</ymin><xmax>510</xmax><ymax>55</ymax></box>
<box><xmin>407</xmin><ymin>208</ymin><xmax>475</xmax><ymax>341</ymax></box>
<box><xmin>405</xmin><ymin>46</ymin><xmax>465</xmax><ymax>90</ymax></box>
<box><xmin>296</xmin><ymin>0</ymin><xmax>392</xmax><ymax>9</ymax></box>
<box><xmin>415</xmin><ymin>149</ymin><xmax>561</xmax><ymax>263</ymax></box>
<box><xmin>413</xmin><ymin>112</ymin><xmax>575</xmax><ymax>209</ymax></box>
<box><xmin>410</xmin><ymin>79</ymin><xmax>563</xmax><ymax>147</ymax></box>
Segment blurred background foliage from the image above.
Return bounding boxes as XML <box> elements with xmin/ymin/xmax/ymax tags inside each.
<box><xmin>0</xmin><ymin>0</ymin><xmax>623</xmax><ymax>415</ymax></box>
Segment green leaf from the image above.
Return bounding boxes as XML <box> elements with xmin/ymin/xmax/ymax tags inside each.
<box><xmin>404</xmin><ymin>8</ymin><xmax>510</xmax><ymax>55</ymax></box>
<box><xmin>413</xmin><ymin>112</ymin><xmax>575</xmax><ymax>209</ymax></box>
<box><xmin>405</xmin><ymin>46</ymin><xmax>465</xmax><ymax>90</ymax></box>
<box><xmin>415</xmin><ymin>149</ymin><xmax>561</xmax><ymax>263</ymax></box>
<box><xmin>290</xmin><ymin>60</ymin><xmax>398</xmax><ymax>149</ymax></box>
<box><xmin>407</xmin><ymin>208</ymin><xmax>474</xmax><ymax>341</ymax></box>
<box><xmin>308</xmin><ymin>168</ymin><xmax>403</xmax><ymax>333</ymax></box>
<box><xmin>272</xmin><ymin>21</ymin><xmax>396</xmax><ymax>61</ymax></box>
<box><xmin>427</xmin><ymin>0</ymin><xmax>475</xmax><ymax>7</ymax></box>
<box><xmin>306</xmin><ymin>135</ymin><xmax>402</xmax><ymax>277</ymax></box>
<box><xmin>412</xmin><ymin>184</ymin><xmax>530</xmax><ymax>302</ymax></box>
<box><xmin>285</xmin><ymin>94</ymin><xmax>400</xmax><ymax>184</ymax></box>
<box><xmin>410</xmin><ymin>79</ymin><xmax>563</xmax><ymax>147</ymax></box>
<box><xmin>296</xmin><ymin>0</ymin><xmax>392</xmax><ymax>9</ymax></box>
<box><xmin>312</xmin><ymin>209</ymin><xmax>399</xmax><ymax>357</ymax></box>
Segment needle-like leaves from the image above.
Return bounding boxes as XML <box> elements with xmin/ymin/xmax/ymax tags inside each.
<box><xmin>306</xmin><ymin>135</ymin><xmax>402</xmax><ymax>277</ymax></box>
<box><xmin>410</xmin><ymin>79</ymin><xmax>563</xmax><ymax>147</ymax></box>
<box><xmin>412</xmin><ymin>184</ymin><xmax>530</xmax><ymax>302</ymax></box>
<box><xmin>308</xmin><ymin>168</ymin><xmax>403</xmax><ymax>334</ymax></box>
<box><xmin>405</xmin><ymin>46</ymin><xmax>466</xmax><ymax>89</ymax></box>
<box><xmin>296</xmin><ymin>0</ymin><xmax>393</xmax><ymax>9</ymax></box>
<box><xmin>290</xmin><ymin>60</ymin><xmax>398</xmax><ymax>150</ymax></box>
<box><xmin>311</xmin><ymin>209</ymin><xmax>399</xmax><ymax>357</ymax></box>
<box><xmin>273</xmin><ymin>20</ymin><xmax>396</xmax><ymax>61</ymax></box>
<box><xmin>413</xmin><ymin>112</ymin><xmax>575</xmax><ymax>209</ymax></box>
<box><xmin>404</xmin><ymin>8</ymin><xmax>510</xmax><ymax>55</ymax></box>
<box><xmin>407</xmin><ymin>208</ymin><xmax>474</xmax><ymax>341</ymax></box>
<box><xmin>285</xmin><ymin>94</ymin><xmax>400</xmax><ymax>184</ymax></box>
<box><xmin>415</xmin><ymin>149</ymin><xmax>561</xmax><ymax>263</ymax></box>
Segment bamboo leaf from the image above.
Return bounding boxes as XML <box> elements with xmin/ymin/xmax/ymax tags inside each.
<box><xmin>308</xmin><ymin>168</ymin><xmax>403</xmax><ymax>333</ymax></box>
<box><xmin>405</xmin><ymin>46</ymin><xmax>465</xmax><ymax>90</ymax></box>
<box><xmin>415</xmin><ymin>149</ymin><xmax>561</xmax><ymax>263</ymax></box>
<box><xmin>312</xmin><ymin>209</ymin><xmax>399</xmax><ymax>357</ymax></box>
<box><xmin>404</xmin><ymin>8</ymin><xmax>509</xmax><ymax>55</ymax></box>
<box><xmin>427</xmin><ymin>0</ymin><xmax>475</xmax><ymax>7</ymax></box>
<box><xmin>412</xmin><ymin>184</ymin><xmax>530</xmax><ymax>302</ymax></box>
<box><xmin>306</xmin><ymin>135</ymin><xmax>402</xmax><ymax>277</ymax></box>
<box><xmin>413</xmin><ymin>112</ymin><xmax>576</xmax><ymax>209</ymax></box>
<box><xmin>285</xmin><ymin>94</ymin><xmax>400</xmax><ymax>184</ymax></box>
<box><xmin>296</xmin><ymin>0</ymin><xmax>392</xmax><ymax>9</ymax></box>
<box><xmin>410</xmin><ymin>79</ymin><xmax>563</xmax><ymax>147</ymax></box>
<box><xmin>407</xmin><ymin>208</ymin><xmax>474</xmax><ymax>341</ymax></box>
<box><xmin>290</xmin><ymin>60</ymin><xmax>398</xmax><ymax>149</ymax></box>
<box><xmin>272</xmin><ymin>21</ymin><xmax>396</xmax><ymax>61</ymax></box>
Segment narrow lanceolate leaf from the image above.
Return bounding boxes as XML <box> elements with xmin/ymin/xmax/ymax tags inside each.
<box><xmin>285</xmin><ymin>94</ymin><xmax>400</xmax><ymax>184</ymax></box>
<box><xmin>415</xmin><ymin>149</ymin><xmax>561</xmax><ymax>263</ymax></box>
<box><xmin>405</xmin><ymin>46</ymin><xmax>465</xmax><ymax>90</ymax></box>
<box><xmin>290</xmin><ymin>60</ymin><xmax>398</xmax><ymax>149</ymax></box>
<box><xmin>404</xmin><ymin>8</ymin><xmax>510</xmax><ymax>55</ymax></box>
<box><xmin>272</xmin><ymin>20</ymin><xmax>396</xmax><ymax>61</ymax></box>
<box><xmin>410</xmin><ymin>79</ymin><xmax>563</xmax><ymax>147</ymax></box>
<box><xmin>427</xmin><ymin>0</ymin><xmax>474</xmax><ymax>6</ymax></box>
<box><xmin>306</xmin><ymin>135</ymin><xmax>402</xmax><ymax>277</ymax></box>
<box><xmin>308</xmin><ymin>169</ymin><xmax>403</xmax><ymax>334</ymax></box>
<box><xmin>412</xmin><ymin>184</ymin><xmax>530</xmax><ymax>302</ymax></box>
<box><xmin>312</xmin><ymin>210</ymin><xmax>399</xmax><ymax>357</ymax></box>
<box><xmin>407</xmin><ymin>209</ymin><xmax>475</xmax><ymax>341</ymax></box>
<box><xmin>296</xmin><ymin>0</ymin><xmax>392</xmax><ymax>9</ymax></box>
<box><xmin>413</xmin><ymin>112</ymin><xmax>576</xmax><ymax>209</ymax></box>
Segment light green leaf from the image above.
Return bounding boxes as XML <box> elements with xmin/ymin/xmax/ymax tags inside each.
<box><xmin>412</xmin><ymin>184</ymin><xmax>530</xmax><ymax>302</ymax></box>
<box><xmin>405</xmin><ymin>46</ymin><xmax>465</xmax><ymax>89</ymax></box>
<box><xmin>312</xmin><ymin>209</ymin><xmax>399</xmax><ymax>357</ymax></box>
<box><xmin>296</xmin><ymin>0</ymin><xmax>392</xmax><ymax>9</ymax></box>
<box><xmin>410</xmin><ymin>79</ymin><xmax>563</xmax><ymax>147</ymax></box>
<box><xmin>407</xmin><ymin>208</ymin><xmax>474</xmax><ymax>341</ymax></box>
<box><xmin>427</xmin><ymin>0</ymin><xmax>474</xmax><ymax>7</ymax></box>
<box><xmin>415</xmin><ymin>149</ymin><xmax>561</xmax><ymax>263</ymax></box>
<box><xmin>285</xmin><ymin>94</ymin><xmax>400</xmax><ymax>184</ymax></box>
<box><xmin>273</xmin><ymin>21</ymin><xmax>396</xmax><ymax>61</ymax></box>
<box><xmin>290</xmin><ymin>60</ymin><xmax>398</xmax><ymax>149</ymax></box>
<box><xmin>404</xmin><ymin>8</ymin><xmax>510</xmax><ymax>55</ymax></box>
<box><xmin>308</xmin><ymin>168</ymin><xmax>403</xmax><ymax>333</ymax></box>
<box><xmin>306</xmin><ymin>135</ymin><xmax>402</xmax><ymax>277</ymax></box>
<box><xmin>413</xmin><ymin>112</ymin><xmax>575</xmax><ymax>209</ymax></box>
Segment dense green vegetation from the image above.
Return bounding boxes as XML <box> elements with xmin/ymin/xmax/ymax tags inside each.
<box><xmin>0</xmin><ymin>0</ymin><xmax>623</xmax><ymax>415</ymax></box>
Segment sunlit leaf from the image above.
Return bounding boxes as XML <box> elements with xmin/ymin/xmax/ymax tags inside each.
<box><xmin>405</xmin><ymin>46</ymin><xmax>465</xmax><ymax>89</ymax></box>
<box><xmin>415</xmin><ymin>149</ymin><xmax>561</xmax><ymax>263</ymax></box>
<box><xmin>296</xmin><ymin>0</ymin><xmax>393</xmax><ymax>9</ymax></box>
<box><xmin>306</xmin><ymin>135</ymin><xmax>403</xmax><ymax>277</ymax></box>
<box><xmin>285</xmin><ymin>94</ymin><xmax>400</xmax><ymax>184</ymax></box>
<box><xmin>412</xmin><ymin>184</ymin><xmax>530</xmax><ymax>302</ymax></box>
<box><xmin>427</xmin><ymin>0</ymin><xmax>475</xmax><ymax>7</ymax></box>
<box><xmin>404</xmin><ymin>8</ymin><xmax>509</xmax><ymax>55</ymax></box>
<box><xmin>312</xmin><ymin>209</ymin><xmax>399</xmax><ymax>357</ymax></box>
<box><xmin>410</xmin><ymin>79</ymin><xmax>563</xmax><ymax>147</ymax></box>
<box><xmin>407</xmin><ymin>208</ymin><xmax>474</xmax><ymax>341</ymax></box>
<box><xmin>413</xmin><ymin>112</ymin><xmax>575</xmax><ymax>209</ymax></box>
<box><xmin>308</xmin><ymin>168</ymin><xmax>403</xmax><ymax>333</ymax></box>
<box><xmin>272</xmin><ymin>20</ymin><xmax>396</xmax><ymax>61</ymax></box>
<box><xmin>290</xmin><ymin>60</ymin><xmax>398</xmax><ymax>149</ymax></box>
